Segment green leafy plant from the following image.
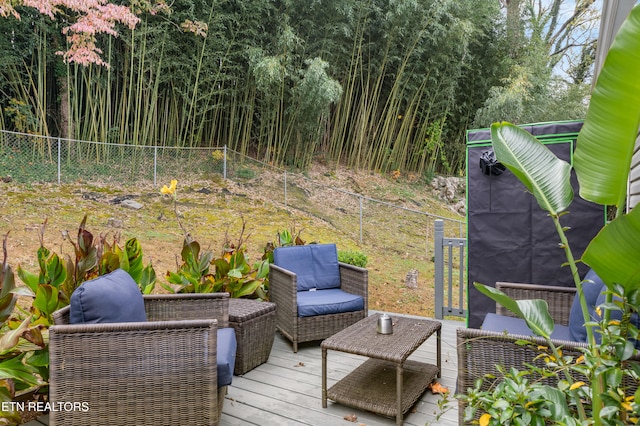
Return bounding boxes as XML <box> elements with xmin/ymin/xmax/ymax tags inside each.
<box><xmin>460</xmin><ymin>5</ymin><xmax>640</xmax><ymax>425</ymax></box>
<box><xmin>0</xmin><ymin>234</ymin><xmax>47</xmax><ymax>424</ymax></box>
<box><xmin>261</xmin><ymin>227</ymin><xmax>306</xmax><ymax>264</ymax></box>
<box><xmin>161</xmin><ymin>180</ymin><xmax>269</xmax><ymax>299</ymax></box>
<box><xmin>18</xmin><ymin>216</ymin><xmax>156</xmax><ymax>316</ymax></box>
<box><xmin>337</xmin><ymin>249</ymin><xmax>368</xmax><ymax>268</ymax></box>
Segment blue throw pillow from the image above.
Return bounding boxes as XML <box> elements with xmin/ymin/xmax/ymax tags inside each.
<box><xmin>69</xmin><ymin>269</ymin><xmax>147</xmax><ymax>324</ymax></box>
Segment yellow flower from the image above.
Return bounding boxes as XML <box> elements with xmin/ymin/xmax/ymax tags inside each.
<box><xmin>569</xmin><ymin>381</ymin><xmax>586</xmax><ymax>391</ymax></box>
<box><xmin>576</xmin><ymin>355</ymin><xmax>585</xmax><ymax>364</ymax></box>
<box><xmin>479</xmin><ymin>413</ymin><xmax>492</xmax><ymax>426</ymax></box>
<box><xmin>161</xmin><ymin>179</ymin><xmax>178</xmax><ymax>195</ymax></box>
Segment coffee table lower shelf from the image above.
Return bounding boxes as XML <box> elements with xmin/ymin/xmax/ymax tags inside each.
<box><xmin>326</xmin><ymin>358</ymin><xmax>439</xmax><ymax>420</ymax></box>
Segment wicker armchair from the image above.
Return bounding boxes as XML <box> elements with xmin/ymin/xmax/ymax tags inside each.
<box><xmin>49</xmin><ymin>293</ymin><xmax>231</xmax><ymax>426</ymax></box>
<box><xmin>457</xmin><ymin>281</ymin><xmax>640</xmax><ymax>424</ymax></box>
<box><xmin>269</xmin><ymin>244</ymin><xmax>368</xmax><ymax>352</ymax></box>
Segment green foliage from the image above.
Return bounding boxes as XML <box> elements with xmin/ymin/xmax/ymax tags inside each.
<box><xmin>18</xmin><ymin>216</ymin><xmax>156</xmax><ymax>313</ymax></box>
<box><xmin>162</xmin><ymin>181</ymin><xmax>268</xmax><ymax>299</ymax></box>
<box><xmin>234</xmin><ymin>168</ymin><xmax>256</xmax><ymax>180</ymax></box>
<box><xmin>163</xmin><ymin>236</ymin><xmax>269</xmax><ymax>300</ymax></box>
<box><xmin>337</xmin><ymin>249</ymin><xmax>368</xmax><ymax>268</ymax></box>
<box><xmin>464</xmin><ymin>365</ymin><xmax>577</xmax><ymax>425</ymax></box>
<box><xmin>461</xmin><ymin>6</ymin><xmax>640</xmax><ymax>425</ymax></box>
<box><xmin>0</xmin><ymin>0</ymin><xmax>512</xmax><ymax>177</ymax></box>
<box><xmin>261</xmin><ymin>227</ymin><xmax>306</xmax><ymax>264</ymax></box>
<box><xmin>0</xmin><ymin>235</ymin><xmax>47</xmax><ymax>422</ymax></box>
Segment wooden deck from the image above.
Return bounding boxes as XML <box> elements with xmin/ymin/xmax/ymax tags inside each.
<box><xmin>23</xmin><ymin>314</ymin><xmax>464</xmax><ymax>426</ymax></box>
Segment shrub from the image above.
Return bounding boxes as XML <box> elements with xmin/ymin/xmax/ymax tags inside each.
<box><xmin>338</xmin><ymin>249</ymin><xmax>368</xmax><ymax>267</ymax></box>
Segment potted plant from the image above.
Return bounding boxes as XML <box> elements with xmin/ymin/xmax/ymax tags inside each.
<box><xmin>462</xmin><ymin>4</ymin><xmax>640</xmax><ymax>425</ymax></box>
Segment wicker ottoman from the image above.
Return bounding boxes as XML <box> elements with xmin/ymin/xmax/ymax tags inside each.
<box><xmin>229</xmin><ymin>298</ymin><xmax>277</xmax><ymax>375</ymax></box>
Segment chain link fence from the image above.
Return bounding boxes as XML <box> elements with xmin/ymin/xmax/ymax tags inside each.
<box><xmin>1</xmin><ymin>129</ymin><xmax>464</xmax><ymax>261</ymax></box>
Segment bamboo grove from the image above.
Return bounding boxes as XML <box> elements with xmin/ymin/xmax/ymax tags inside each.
<box><xmin>0</xmin><ymin>0</ymin><xmax>542</xmax><ymax>175</ymax></box>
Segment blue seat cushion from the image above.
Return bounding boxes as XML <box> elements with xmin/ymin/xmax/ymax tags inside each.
<box><xmin>217</xmin><ymin>327</ymin><xmax>237</xmax><ymax>387</ymax></box>
<box><xmin>296</xmin><ymin>289</ymin><xmax>364</xmax><ymax>317</ymax></box>
<box><xmin>481</xmin><ymin>312</ymin><xmax>573</xmax><ymax>341</ymax></box>
<box><xmin>69</xmin><ymin>269</ymin><xmax>146</xmax><ymax>324</ymax></box>
<box><xmin>273</xmin><ymin>244</ymin><xmax>341</xmax><ymax>291</ymax></box>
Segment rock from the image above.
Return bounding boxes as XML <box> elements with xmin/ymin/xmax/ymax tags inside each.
<box><xmin>453</xmin><ymin>200</ymin><xmax>466</xmax><ymax>215</ymax></box>
<box><xmin>120</xmin><ymin>199</ymin><xmax>143</xmax><ymax>210</ymax></box>
<box><xmin>109</xmin><ymin>195</ymin><xmax>133</xmax><ymax>204</ymax></box>
<box><xmin>405</xmin><ymin>269</ymin><xmax>418</xmax><ymax>289</ymax></box>
<box><xmin>82</xmin><ymin>192</ymin><xmax>101</xmax><ymax>201</ymax></box>
<box><xmin>431</xmin><ymin>176</ymin><xmax>465</xmax><ymax>203</ymax></box>
<box><xmin>107</xmin><ymin>218</ymin><xmax>124</xmax><ymax>228</ymax></box>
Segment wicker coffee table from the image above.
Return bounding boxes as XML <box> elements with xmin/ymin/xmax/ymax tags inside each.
<box><xmin>321</xmin><ymin>313</ymin><xmax>441</xmax><ymax>425</ymax></box>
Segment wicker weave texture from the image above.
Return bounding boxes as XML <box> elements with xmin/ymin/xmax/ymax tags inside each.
<box><xmin>457</xmin><ymin>283</ymin><xmax>640</xmax><ymax>425</ymax></box>
<box><xmin>269</xmin><ymin>261</ymin><xmax>368</xmax><ymax>352</ymax></box>
<box><xmin>322</xmin><ymin>315</ymin><xmax>441</xmax><ymax>424</ymax></box>
<box><xmin>327</xmin><ymin>359</ymin><xmax>438</xmax><ymax>418</ymax></box>
<box><xmin>229</xmin><ymin>298</ymin><xmax>277</xmax><ymax>375</ymax></box>
<box><xmin>49</xmin><ymin>293</ymin><xmax>231</xmax><ymax>426</ymax></box>
<box><xmin>495</xmin><ymin>282</ymin><xmax>576</xmax><ymax>325</ymax></box>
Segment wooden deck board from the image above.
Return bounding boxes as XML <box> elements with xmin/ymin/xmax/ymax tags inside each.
<box><xmin>21</xmin><ymin>314</ymin><xmax>463</xmax><ymax>425</ymax></box>
<box><xmin>223</xmin><ymin>314</ymin><xmax>462</xmax><ymax>426</ymax></box>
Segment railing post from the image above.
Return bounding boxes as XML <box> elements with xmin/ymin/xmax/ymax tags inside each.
<box><xmin>434</xmin><ymin>219</ymin><xmax>444</xmax><ymax>319</ymax></box>
<box><xmin>223</xmin><ymin>145</ymin><xmax>227</xmax><ymax>180</ymax></box>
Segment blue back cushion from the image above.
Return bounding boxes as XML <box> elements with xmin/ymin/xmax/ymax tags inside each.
<box><xmin>273</xmin><ymin>244</ymin><xmax>341</xmax><ymax>291</ymax></box>
<box><xmin>69</xmin><ymin>269</ymin><xmax>147</xmax><ymax>324</ymax></box>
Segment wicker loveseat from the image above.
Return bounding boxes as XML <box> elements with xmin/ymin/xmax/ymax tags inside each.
<box><xmin>48</xmin><ymin>270</ymin><xmax>235</xmax><ymax>426</ymax></box>
<box><xmin>269</xmin><ymin>243</ymin><xmax>368</xmax><ymax>352</ymax></box>
<box><xmin>457</xmin><ymin>279</ymin><xmax>640</xmax><ymax>424</ymax></box>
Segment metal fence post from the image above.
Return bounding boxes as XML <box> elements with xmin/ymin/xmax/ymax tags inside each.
<box><xmin>153</xmin><ymin>146</ymin><xmax>158</xmax><ymax>186</ymax></box>
<box><xmin>57</xmin><ymin>137</ymin><xmax>61</xmax><ymax>184</ymax></box>
<box><xmin>223</xmin><ymin>145</ymin><xmax>227</xmax><ymax>180</ymax></box>
<box><xmin>359</xmin><ymin>196</ymin><xmax>363</xmax><ymax>244</ymax></box>
<box><xmin>434</xmin><ymin>219</ymin><xmax>444</xmax><ymax>319</ymax></box>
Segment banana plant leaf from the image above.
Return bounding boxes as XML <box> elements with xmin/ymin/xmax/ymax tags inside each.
<box><xmin>574</xmin><ymin>5</ymin><xmax>640</xmax><ymax>207</ymax></box>
<box><xmin>582</xmin><ymin>205</ymin><xmax>640</xmax><ymax>294</ymax></box>
<box><xmin>474</xmin><ymin>282</ymin><xmax>555</xmax><ymax>339</ymax></box>
<box><xmin>491</xmin><ymin>122</ymin><xmax>573</xmax><ymax>215</ymax></box>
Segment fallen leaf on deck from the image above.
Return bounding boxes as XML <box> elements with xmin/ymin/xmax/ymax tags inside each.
<box><xmin>294</xmin><ymin>362</ymin><xmax>305</xmax><ymax>367</ymax></box>
<box><xmin>343</xmin><ymin>414</ymin><xmax>357</xmax><ymax>422</ymax></box>
<box><xmin>429</xmin><ymin>382</ymin><xmax>449</xmax><ymax>394</ymax></box>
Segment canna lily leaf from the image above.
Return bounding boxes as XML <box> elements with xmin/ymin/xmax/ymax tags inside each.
<box><xmin>491</xmin><ymin>122</ymin><xmax>573</xmax><ymax>215</ymax></box>
<box><xmin>125</xmin><ymin>238</ymin><xmax>144</xmax><ymax>282</ymax></box>
<box><xmin>0</xmin><ymin>317</ymin><xmax>31</xmax><ymax>354</ymax></box>
<box><xmin>16</xmin><ymin>266</ymin><xmax>39</xmax><ymax>294</ymax></box>
<box><xmin>33</xmin><ymin>284</ymin><xmax>59</xmax><ymax>317</ymax></box>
